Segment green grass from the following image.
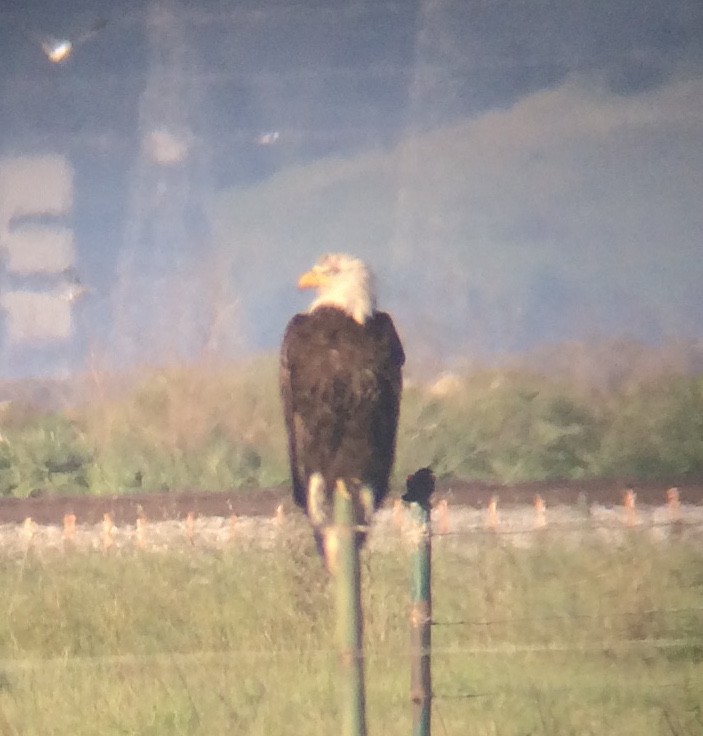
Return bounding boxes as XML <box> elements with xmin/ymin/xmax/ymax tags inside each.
<box><xmin>0</xmin><ymin>533</ymin><xmax>701</xmax><ymax>734</ymax></box>
<box><xmin>2</xmin><ymin>356</ymin><xmax>703</xmax><ymax>497</ymax></box>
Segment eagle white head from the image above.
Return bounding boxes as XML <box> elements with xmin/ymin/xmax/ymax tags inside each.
<box><xmin>298</xmin><ymin>253</ymin><xmax>377</xmax><ymax>325</ymax></box>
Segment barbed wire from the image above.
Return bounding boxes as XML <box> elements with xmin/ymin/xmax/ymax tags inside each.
<box><xmin>0</xmin><ymin>635</ymin><xmax>701</xmax><ymax>671</ymax></box>
<box><xmin>432</xmin><ymin>605</ymin><xmax>703</xmax><ymax>628</ymax></box>
<box><xmin>6</xmin><ymin>510</ymin><xmax>703</xmax><ymax>560</ymax></box>
<box><xmin>425</xmin><ymin>638</ymin><xmax>703</xmax><ymax>656</ymax></box>
<box><xmin>433</xmin><ymin>678</ymin><xmax>703</xmax><ymax>701</ymax></box>
<box><xmin>426</xmin><ymin>517</ymin><xmax>703</xmax><ymax>538</ymax></box>
<box><xmin>138</xmin><ymin>506</ymin><xmax>702</xmax><ymax>530</ymax></box>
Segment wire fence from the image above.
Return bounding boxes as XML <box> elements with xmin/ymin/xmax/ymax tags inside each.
<box><xmin>2</xmin><ymin>493</ymin><xmax>703</xmax><ymax>734</ymax></box>
<box><xmin>6</xmin><ymin>486</ymin><xmax>703</xmax><ymax>553</ymax></box>
<box><xmin>432</xmin><ymin>605</ymin><xmax>703</xmax><ymax>628</ymax></box>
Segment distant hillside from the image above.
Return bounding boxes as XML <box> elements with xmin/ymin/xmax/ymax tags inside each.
<box><xmin>213</xmin><ymin>75</ymin><xmax>703</xmax><ymax>360</ymax></box>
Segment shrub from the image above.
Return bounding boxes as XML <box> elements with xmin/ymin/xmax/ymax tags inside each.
<box><xmin>0</xmin><ymin>354</ymin><xmax>702</xmax><ymax>496</ymax></box>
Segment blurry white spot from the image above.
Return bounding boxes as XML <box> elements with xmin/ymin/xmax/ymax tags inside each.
<box><xmin>256</xmin><ymin>131</ymin><xmax>280</xmax><ymax>146</ymax></box>
<box><xmin>146</xmin><ymin>127</ymin><xmax>191</xmax><ymax>165</ymax></box>
<box><xmin>57</xmin><ymin>268</ymin><xmax>90</xmax><ymax>303</ymax></box>
<box><xmin>0</xmin><ymin>155</ymin><xmax>73</xmax><ymax>224</ymax></box>
<box><xmin>4</xmin><ymin>226</ymin><xmax>75</xmax><ymax>275</ymax></box>
<box><xmin>429</xmin><ymin>372</ymin><xmax>461</xmax><ymax>397</ymax></box>
<box><xmin>27</xmin><ymin>19</ymin><xmax>107</xmax><ymax>64</ymax></box>
<box><xmin>42</xmin><ymin>38</ymin><xmax>73</xmax><ymax>63</ymax></box>
<box><xmin>0</xmin><ymin>291</ymin><xmax>74</xmax><ymax>343</ymax></box>
<box><xmin>60</xmin><ymin>285</ymin><xmax>88</xmax><ymax>303</ymax></box>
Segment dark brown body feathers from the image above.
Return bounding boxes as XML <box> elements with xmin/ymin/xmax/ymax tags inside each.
<box><xmin>280</xmin><ymin>306</ymin><xmax>404</xmax><ymax>516</ymax></box>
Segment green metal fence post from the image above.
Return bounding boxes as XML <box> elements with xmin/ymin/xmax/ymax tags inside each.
<box><xmin>408</xmin><ymin>501</ymin><xmax>432</xmax><ymax>736</ymax></box>
<box><xmin>333</xmin><ymin>480</ymin><xmax>367</xmax><ymax>736</ymax></box>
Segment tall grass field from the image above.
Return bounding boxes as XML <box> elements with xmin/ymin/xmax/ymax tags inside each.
<box><xmin>0</xmin><ymin>530</ymin><xmax>701</xmax><ymax>735</ymax></box>
<box><xmin>1</xmin><ymin>346</ymin><xmax>703</xmax><ymax>497</ymax></box>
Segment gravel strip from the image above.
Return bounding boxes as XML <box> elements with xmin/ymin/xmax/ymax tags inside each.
<box><xmin>3</xmin><ymin>503</ymin><xmax>703</xmax><ymax>559</ymax></box>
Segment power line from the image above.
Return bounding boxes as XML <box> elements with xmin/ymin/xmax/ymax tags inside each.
<box><xmin>3</xmin><ymin>53</ymin><xmax>576</xmax><ymax>91</ymax></box>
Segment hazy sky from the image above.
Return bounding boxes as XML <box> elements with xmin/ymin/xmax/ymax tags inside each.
<box><xmin>0</xmin><ymin>0</ymin><xmax>701</xmax><ymax>375</ymax></box>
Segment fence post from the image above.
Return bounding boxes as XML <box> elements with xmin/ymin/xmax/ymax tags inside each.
<box><xmin>408</xmin><ymin>501</ymin><xmax>432</xmax><ymax>736</ymax></box>
<box><xmin>333</xmin><ymin>480</ymin><xmax>367</xmax><ymax>736</ymax></box>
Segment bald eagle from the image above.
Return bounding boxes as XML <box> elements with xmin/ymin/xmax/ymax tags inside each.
<box><xmin>280</xmin><ymin>253</ymin><xmax>405</xmax><ymax>565</ymax></box>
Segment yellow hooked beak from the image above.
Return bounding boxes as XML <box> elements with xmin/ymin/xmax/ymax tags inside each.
<box><xmin>297</xmin><ymin>269</ymin><xmax>326</xmax><ymax>290</ymax></box>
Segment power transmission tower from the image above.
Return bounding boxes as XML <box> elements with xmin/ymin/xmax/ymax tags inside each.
<box><xmin>113</xmin><ymin>0</ymin><xmax>219</xmax><ymax>367</ymax></box>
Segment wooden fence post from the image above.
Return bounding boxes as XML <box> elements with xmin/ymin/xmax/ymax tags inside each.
<box><xmin>408</xmin><ymin>501</ymin><xmax>432</xmax><ymax>736</ymax></box>
<box><xmin>333</xmin><ymin>480</ymin><xmax>367</xmax><ymax>736</ymax></box>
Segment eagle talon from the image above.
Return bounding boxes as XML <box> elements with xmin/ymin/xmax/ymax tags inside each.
<box><xmin>359</xmin><ymin>485</ymin><xmax>375</xmax><ymax>526</ymax></box>
<box><xmin>308</xmin><ymin>472</ymin><xmax>328</xmax><ymax>527</ymax></box>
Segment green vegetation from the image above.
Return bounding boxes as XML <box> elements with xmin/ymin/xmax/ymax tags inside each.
<box><xmin>0</xmin><ymin>352</ymin><xmax>702</xmax><ymax>497</ymax></box>
<box><xmin>0</xmin><ymin>359</ymin><xmax>288</xmax><ymax>497</ymax></box>
<box><xmin>398</xmin><ymin>367</ymin><xmax>703</xmax><ymax>483</ymax></box>
<box><xmin>0</xmin><ymin>534</ymin><xmax>701</xmax><ymax>734</ymax></box>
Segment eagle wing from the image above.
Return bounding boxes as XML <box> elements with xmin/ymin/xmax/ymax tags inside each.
<box><xmin>280</xmin><ymin>309</ymin><xmax>404</xmax><ymax>512</ymax></box>
<box><xmin>280</xmin><ymin>314</ymin><xmax>310</xmax><ymax>508</ymax></box>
